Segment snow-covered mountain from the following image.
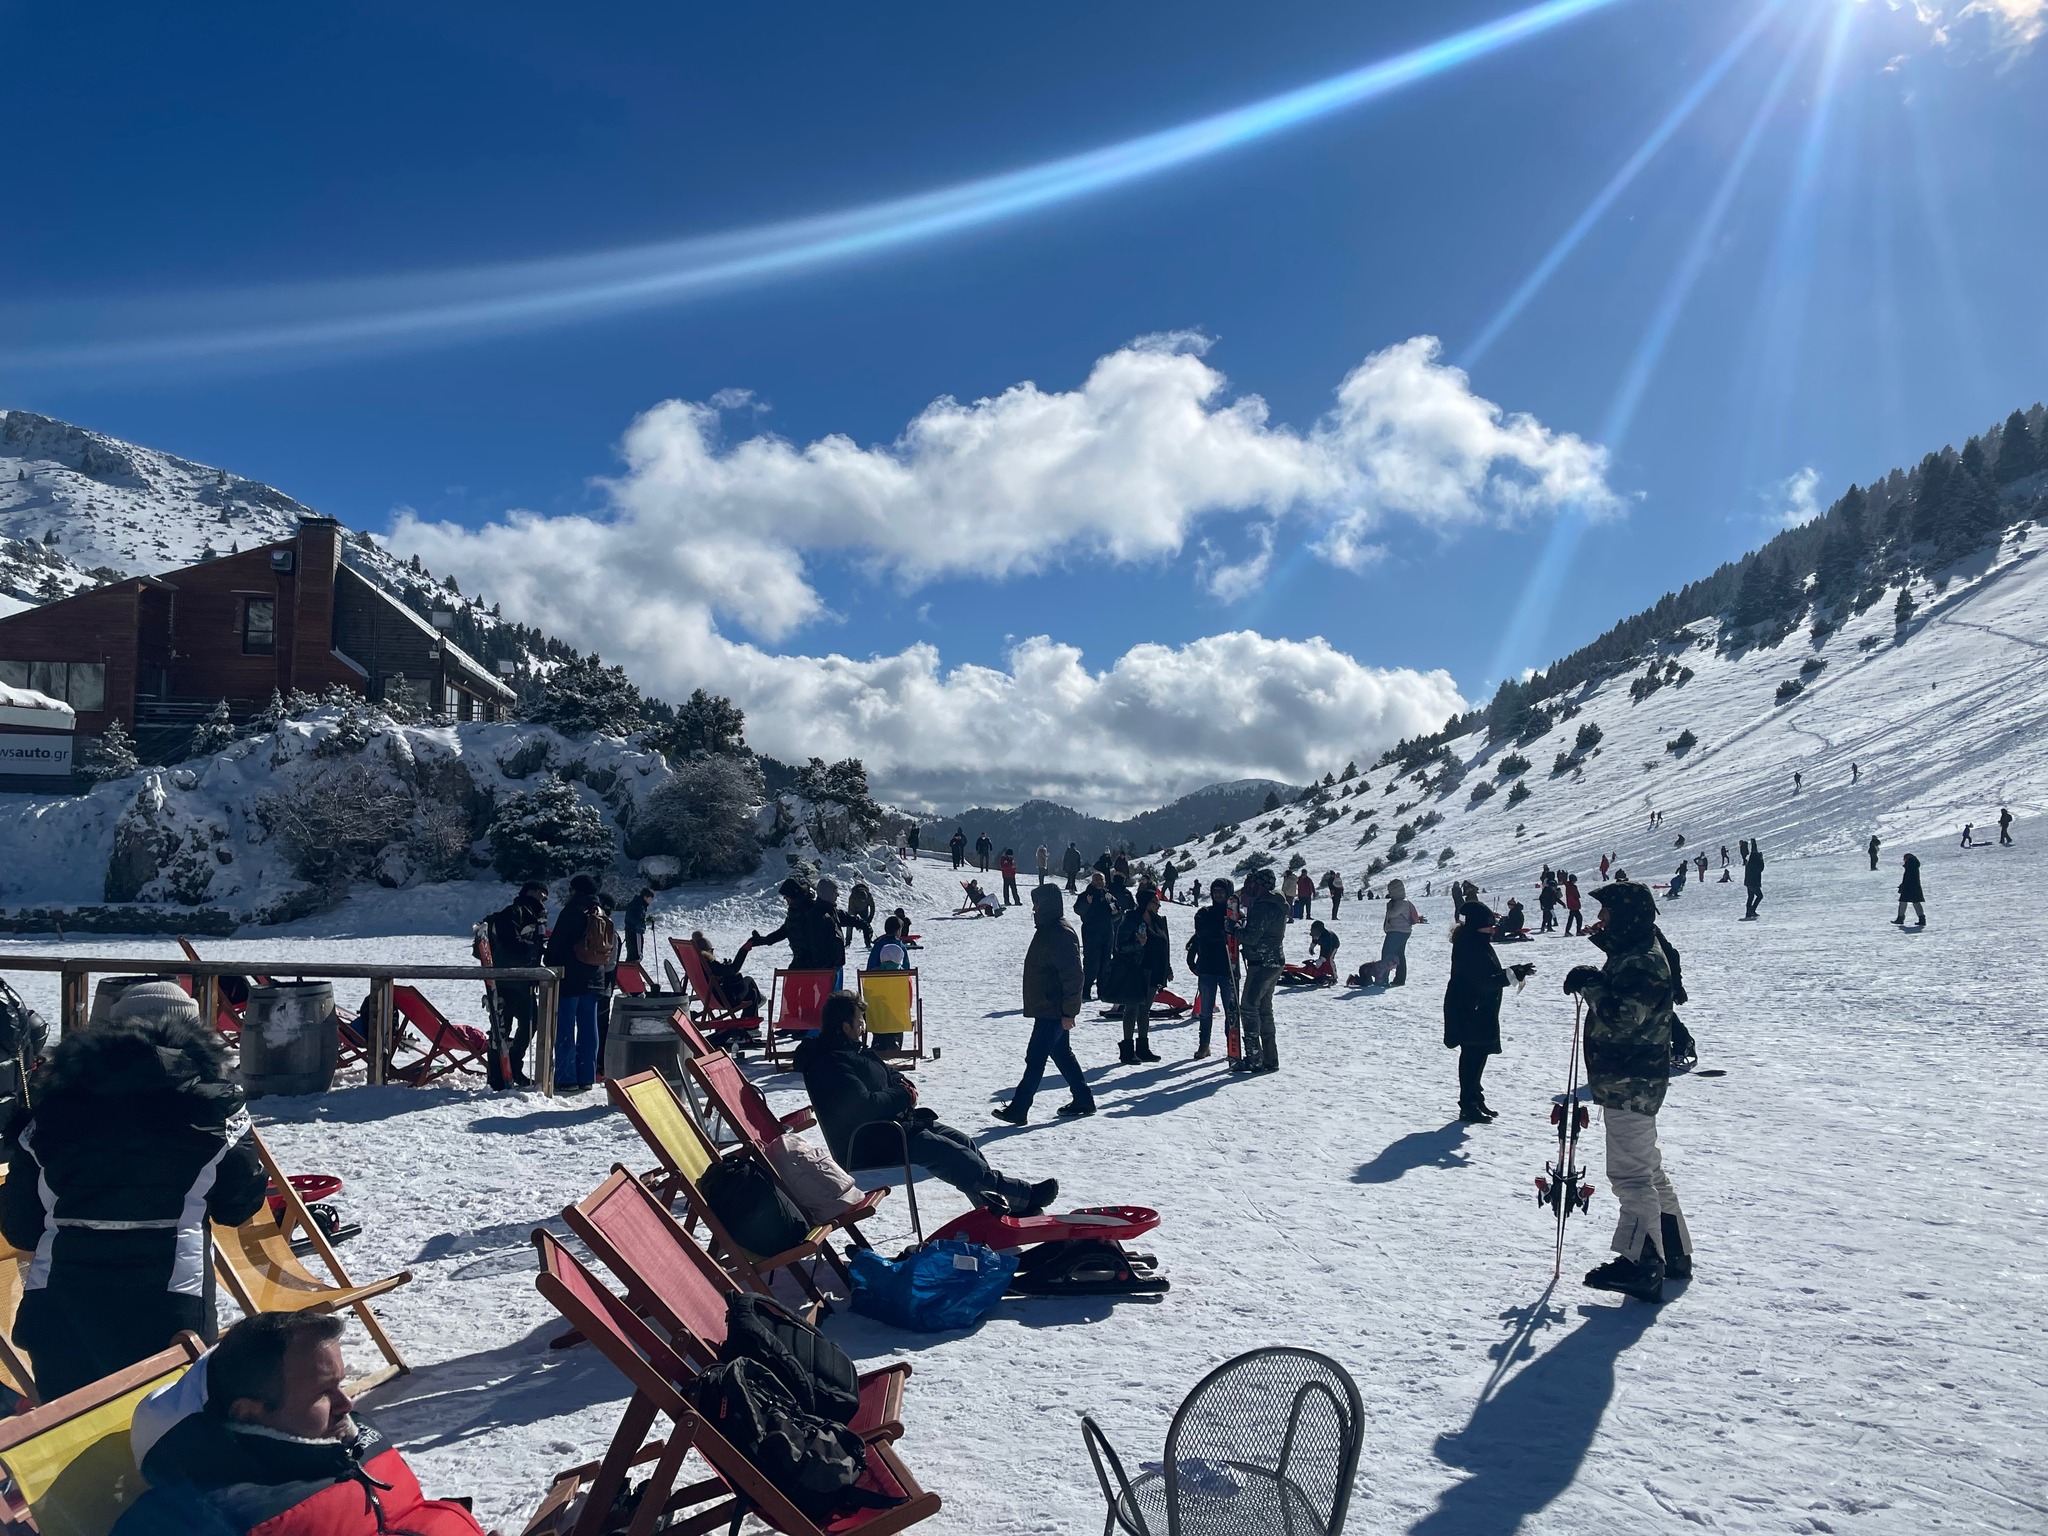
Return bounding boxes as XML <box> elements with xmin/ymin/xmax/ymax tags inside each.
<box><xmin>1157</xmin><ymin>522</ymin><xmax>2048</xmax><ymax>899</ymax></box>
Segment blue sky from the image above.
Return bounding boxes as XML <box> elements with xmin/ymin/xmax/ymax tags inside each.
<box><xmin>2</xmin><ymin>0</ymin><xmax>2043</xmax><ymax>811</ymax></box>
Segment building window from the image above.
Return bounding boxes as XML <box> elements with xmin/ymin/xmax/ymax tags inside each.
<box><xmin>0</xmin><ymin>660</ymin><xmax>107</xmax><ymax>711</ymax></box>
<box><xmin>241</xmin><ymin>597</ymin><xmax>276</xmax><ymax>656</ymax></box>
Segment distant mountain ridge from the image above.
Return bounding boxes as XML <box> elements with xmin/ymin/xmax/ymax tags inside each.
<box><xmin>918</xmin><ymin>778</ymin><xmax>1295</xmax><ymax>860</ymax></box>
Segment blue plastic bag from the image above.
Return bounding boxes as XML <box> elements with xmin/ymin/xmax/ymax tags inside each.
<box><xmin>848</xmin><ymin>1240</ymin><xmax>1020</xmax><ymax>1331</ymax></box>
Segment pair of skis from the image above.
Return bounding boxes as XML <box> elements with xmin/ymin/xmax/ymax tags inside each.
<box><xmin>472</xmin><ymin>923</ymin><xmax>514</xmax><ymax>1092</ymax></box>
<box><xmin>1534</xmin><ymin>997</ymin><xmax>1595</xmax><ymax>1278</ymax></box>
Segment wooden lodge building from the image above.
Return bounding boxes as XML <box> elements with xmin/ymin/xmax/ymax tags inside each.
<box><xmin>0</xmin><ymin>516</ymin><xmax>513</xmax><ymax>762</ymax></box>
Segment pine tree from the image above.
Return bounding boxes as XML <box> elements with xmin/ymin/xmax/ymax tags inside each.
<box><xmin>1262</xmin><ymin>790</ymin><xmax>1281</xmax><ymax>812</ymax></box>
<box><xmin>1816</xmin><ymin>484</ymin><xmax>1866</xmax><ymax>596</ymax></box>
<box><xmin>1339</xmin><ymin>761</ymin><xmax>1357</xmax><ymax>781</ymax></box>
<box><xmin>189</xmin><ymin>699</ymin><xmax>237</xmax><ymax>756</ymax></box>
<box><xmin>1910</xmin><ymin>453</ymin><xmax>1951</xmax><ymax>546</ymax></box>
<box><xmin>1894</xmin><ymin>585</ymin><xmax>1917</xmax><ymax>627</ymax></box>
<box><xmin>381</xmin><ymin>673</ymin><xmax>421</xmax><ymax>724</ymax></box>
<box><xmin>1996</xmin><ymin>410</ymin><xmax>2039</xmax><ymax>486</ymax></box>
<box><xmin>83</xmin><ymin>719</ymin><xmax>140</xmax><ymax>782</ymax></box>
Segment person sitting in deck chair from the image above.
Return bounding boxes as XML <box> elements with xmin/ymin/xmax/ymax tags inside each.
<box><xmin>688</xmin><ymin>931</ymin><xmax>764</xmax><ymax>1017</ymax></box>
<box><xmin>794</xmin><ymin>992</ymin><xmax>1056</xmax><ymax>1216</ymax></box>
<box><xmin>2</xmin><ymin>984</ymin><xmax>266</xmax><ymax>1401</ymax></box>
<box><xmin>115</xmin><ymin>1312</ymin><xmax>485</xmax><ymax>1536</ymax></box>
<box><xmin>959</xmin><ymin>879</ymin><xmax>1002</xmax><ymax>917</ymax></box>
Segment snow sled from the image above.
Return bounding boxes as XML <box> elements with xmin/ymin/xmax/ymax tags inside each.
<box><xmin>928</xmin><ymin>1204</ymin><xmax>1170</xmax><ymax>1297</ymax></box>
<box><xmin>267</xmin><ymin>1173</ymin><xmax>360</xmax><ymax>1253</ymax></box>
<box><xmin>1094</xmin><ymin>988</ymin><xmax>1191</xmax><ymax>1021</ymax></box>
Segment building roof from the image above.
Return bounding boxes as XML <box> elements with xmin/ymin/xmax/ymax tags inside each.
<box><xmin>0</xmin><ymin>683</ymin><xmax>76</xmax><ymax>731</ymax></box>
<box><xmin>334</xmin><ymin>564</ymin><xmax>515</xmax><ymax>702</ymax></box>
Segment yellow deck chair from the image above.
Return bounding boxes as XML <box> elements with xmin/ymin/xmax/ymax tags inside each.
<box><xmin>211</xmin><ymin>1130</ymin><xmax>411</xmax><ymax>1393</ymax></box>
<box><xmin>0</xmin><ymin>1334</ymin><xmax>204</xmax><ymax>1536</ymax></box>
<box><xmin>857</xmin><ymin>968</ymin><xmax>925</xmax><ymax>1061</ymax></box>
<box><xmin>604</xmin><ymin>1070</ymin><xmax>834</xmax><ymax>1312</ymax></box>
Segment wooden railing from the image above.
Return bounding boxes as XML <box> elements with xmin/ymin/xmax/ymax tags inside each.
<box><xmin>0</xmin><ymin>954</ymin><xmax>564</xmax><ymax>1096</ymax></box>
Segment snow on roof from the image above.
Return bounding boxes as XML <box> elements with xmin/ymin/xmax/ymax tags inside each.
<box><xmin>0</xmin><ymin>682</ymin><xmax>75</xmax><ymax>728</ymax></box>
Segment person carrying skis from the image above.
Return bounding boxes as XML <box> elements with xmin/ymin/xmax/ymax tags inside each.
<box><xmin>1074</xmin><ymin>872</ymin><xmax>1116</xmax><ymax>1002</ymax></box>
<box><xmin>1233</xmin><ymin>868</ymin><xmax>1288</xmax><ymax>1075</ymax></box>
<box><xmin>485</xmin><ymin>881</ymin><xmax>549</xmax><ymax>1086</ymax></box>
<box><xmin>1063</xmin><ymin>841</ymin><xmax>1085</xmax><ymax>891</ymax></box>
<box><xmin>1742</xmin><ymin>839</ymin><xmax>1765</xmax><ymax>920</ymax></box>
<box><xmin>1564</xmin><ymin>881</ymin><xmax>1691</xmax><ymax>1302</ymax></box>
<box><xmin>1868</xmin><ymin>834</ymin><xmax>1881</xmax><ymax>871</ymax></box>
<box><xmin>1893</xmin><ymin>853</ymin><xmax>1926</xmax><ymax>926</ymax></box>
<box><xmin>998</xmin><ymin>849</ymin><xmax>1020</xmax><ymax>906</ymax></box>
<box><xmin>1562</xmin><ymin>874</ymin><xmax>1583</xmax><ymax>936</ymax></box>
<box><xmin>995</xmin><ymin>885</ymin><xmax>1096</xmax><ymax>1124</ymax></box>
<box><xmin>1189</xmin><ymin>878</ymin><xmax>1239</xmax><ymax>1059</ymax></box>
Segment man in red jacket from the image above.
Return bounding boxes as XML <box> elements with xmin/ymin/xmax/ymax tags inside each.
<box><xmin>115</xmin><ymin>1313</ymin><xmax>485</xmax><ymax>1536</ymax></box>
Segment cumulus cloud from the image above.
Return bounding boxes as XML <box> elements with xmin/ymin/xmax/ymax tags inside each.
<box><xmin>1871</xmin><ymin>0</ymin><xmax>2044</xmax><ymax>53</ymax></box>
<box><xmin>1771</xmin><ymin>466</ymin><xmax>1824</xmax><ymax>528</ymax></box>
<box><xmin>390</xmin><ymin>332</ymin><xmax>1608</xmax><ymax>807</ymax></box>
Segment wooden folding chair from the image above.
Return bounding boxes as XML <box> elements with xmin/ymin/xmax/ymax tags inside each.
<box><xmin>527</xmin><ymin>1231</ymin><xmax>938</xmax><ymax>1536</ymax></box>
<box><xmin>0</xmin><ymin>1334</ymin><xmax>205</xmax><ymax>1536</ymax></box>
<box><xmin>605</xmin><ymin>1071</ymin><xmax>836</xmax><ymax>1311</ymax></box>
<box><xmin>388</xmin><ymin>985</ymin><xmax>490</xmax><ymax>1084</ymax></box>
<box><xmin>669</xmin><ymin>939</ymin><xmax>763</xmax><ymax>1047</ymax></box>
<box><xmin>175</xmin><ymin>936</ymin><xmax>245</xmax><ymax>1046</ymax></box>
<box><xmin>856</xmin><ymin>969</ymin><xmax>925</xmax><ymax>1062</ymax></box>
<box><xmin>615</xmin><ymin>962</ymin><xmax>652</xmax><ymax>996</ymax></box>
<box><xmin>212</xmin><ymin>1130</ymin><xmax>411</xmax><ymax>1392</ymax></box>
<box><xmin>764</xmin><ymin>970</ymin><xmax>837</xmax><ymax>1069</ymax></box>
<box><xmin>684</xmin><ymin>1055</ymin><xmax>885</xmax><ymax>1253</ymax></box>
<box><xmin>563</xmin><ymin>1168</ymin><xmax>907</xmax><ymax>1440</ymax></box>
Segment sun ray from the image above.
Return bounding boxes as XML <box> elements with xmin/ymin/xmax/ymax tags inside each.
<box><xmin>1459</xmin><ymin>0</ymin><xmax>1789</xmax><ymax>370</ymax></box>
<box><xmin>0</xmin><ymin>0</ymin><xmax>1631</xmax><ymax>377</ymax></box>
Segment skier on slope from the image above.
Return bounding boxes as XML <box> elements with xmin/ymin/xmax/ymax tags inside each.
<box><xmin>1564</xmin><ymin>882</ymin><xmax>1691</xmax><ymax>1303</ymax></box>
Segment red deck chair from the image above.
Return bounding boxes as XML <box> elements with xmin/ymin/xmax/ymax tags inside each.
<box><xmin>562</xmin><ymin>1168</ymin><xmax>907</xmax><ymax>1440</ymax></box>
<box><xmin>527</xmin><ymin>1230</ymin><xmax>938</xmax><ymax>1536</ymax></box>
<box><xmin>615</xmin><ymin>961</ymin><xmax>652</xmax><ymax>995</ymax></box>
<box><xmin>669</xmin><ymin>937</ymin><xmax>764</xmax><ymax>1047</ymax></box>
<box><xmin>765</xmin><ymin>970</ymin><xmax>837</xmax><ymax>1069</ymax></box>
<box><xmin>175</xmin><ymin>936</ymin><xmax>245</xmax><ymax>1045</ymax></box>
<box><xmin>388</xmin><ymin>986</ymin><xmax>489</xmax><ymax>1084</ymax></box>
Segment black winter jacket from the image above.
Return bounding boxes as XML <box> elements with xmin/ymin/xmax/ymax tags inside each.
<box><xmin>1022</xmin><ymin>917</ymin><xmax>1084</xmax><ymax>1020</ymax></box>
<box><xmin>755</xmin><ymin>893</ymin><xmax>846</xmax><ymax>973</ymax></box>
<box><xmin>1106</xmin><ymin>908</ymin><xmax>1171</xmax><ymax>1003</ymax></box>
<box><xmin>1898</xmin><ymin>856</ymin><xmax>1925</xmax><ymax>903</ymax></box>
<box><xmin>544</xmin><ymin>893</ymin><xmax>605</xmax><ymax>994</ymax></box>
<box><xmin>1443</xmin><ymin>904</ymin><xmax>1509</xmax><ymax>1054</ymax></box>
<box><xmin>487</xmin><ymin>895</ymin><xmax>548</xmax><ymax>970</ymax></box>
<box><xmin>1073</xmin><ymin>888</ymin><xmax>1116</xmax><ymax>944</ymax></box>
<box><xmin>3</xmin><ymin>1013</ymin><xmax>266</xmax><ymax>1385</ymax></box>
<box><xmin>1190</xmin><ymin>903</ymin><xmax>1236</xmax><ymax>977</ymax></box>
<box><xmin>791</xmin><ymin>1028</ymin><xmax>914</xmax><ymax>1170</ymax></box>
<box><xmin>1239</xmin><ymin>891</ymin><xmax>1289</xmax><ymax>969</ymax></box>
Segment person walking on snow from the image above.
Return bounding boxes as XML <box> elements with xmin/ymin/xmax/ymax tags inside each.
<box><xmin>995</xmin><ymin>886</ymin><xmax>1096</xmax><ymax>1124</ymax></box>
<box><xmin>975</xmin><ymin>833</ymin><xmax>993</xmax><ymax>873</ymax></box>
<box><xmin>1742</xmin><ymin>840</ymin><xmax>1765</xmax><ymax>920</ymax></box>
<box><xmin>1161</xmin><ymin>862</ymin><xmax>1179</xmax><ymax>901</ymax></box>
<box><xmin>1074</xmin><ymin>872</ymin><xmax>1116</xmax><ymax>1002</ymax></box>
<box><xmin>1293</xmin><ymin>870</ymin><xmax>1315</xmax><ymax>921</ymax></box>
<box><xmin>1234</xmin><ymin>868</ymin><xmax>1288</xmax><ymax>1074</ymax></box>
<box><xmin>1376</xmin><ymin>878</ymin><xmax>1424</xmax><ymax>985</ymax></box>
<box><xmin>1063</xmin><ymin>841</ymin><xmax>1084</xmax><ymax>892</ymax></box>
<box><xmin>949</xmin><ymin>828</ymin><xmax>967</xmax><ymax>869</ymax></box>
<box><xmin>1562</xmin><ymin>874</ymin><xmax>1584</xmax><ymax>936</ymax></box>
<box><xmin>1190</xmin><ymin>878</ymin><xmax>1240</xmax><ymax>1058</ymax></box>
<box><xmin>2000</xmin><ymin>807</ymin><xmax>2014</xmax><ymax>846</ymax></box>
<box><xmin>1868</xmin><ymin>835</ymin><xmax>1881</xmax><ymax>871</ymax></box>
<box><xmin>621</xmin><ymin>885</ymin><xmax>653</xmax><ymax>965</ymax></box>
<box><xmin>1960</xmin><ymin>823</ymin><xmax>1974</xmax><ymax>848</ymax></box>
<box><xmin>1600</xmin><ymin>854</ymin><xmax>1612</xmax><ymax>880</ymax></box>
<box><xmin>1539</xmin><ymin>873</ymin><xmax>1560</xmax><ymax>932</ymax></box>
<box><xmin>1324</xmin><ymin>869</ymin><xmax>1345</xmax><ymax>920</ymax></box>
<box><xmin>1793</xmin><ymin>771</ymin><xmax>1802</xmax><ymax>794</ymax></box>
<box><xmin>998</xmin><ymin>849</ymin><xmax>1020</xmax><ymax>906</ymax></box>
<box><xmin>1035</xmin><ymin>844</ymin><xmax>1050</xmax><ymax>886</ymax></box>
<box><xmin>1893</xmin><ymin>853</ymin><xmax>1926</xmax><ymax>927</ymax></box>
<box><xmin>1565</xmin><ymin>881</ymin><xmax>1690</xmax><ymax>1303</ymax></box>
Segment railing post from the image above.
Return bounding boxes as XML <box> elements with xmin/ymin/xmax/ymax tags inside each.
<box><xmin>537</xmin><ymin>968</ymin><xmax>561</xmax><ymax>1098</ymax></box>
<box><xmin>368</xmin><ymin>977</ymin><xmax>394</xmax><ymax>1087</ymax></box>
<box><xmin>62</xmin><ymin>967</ymin><xmax>89</xmax><ymax>1036</ymax></box>
<box><xmin>199</xmin><ymin>974</ymin><xmax>220</xmax><ymax>1040</ymax></box>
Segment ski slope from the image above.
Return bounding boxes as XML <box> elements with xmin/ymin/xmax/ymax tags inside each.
<box><xmin>1158</xmin><ymin>525</ymin><xmax>2048</xmax><ymax>898</ymax></box>
<box><xmin>2</xmin><ymin>814</ymin><xmax>2041</xmax><ymax>1534</ymax></box>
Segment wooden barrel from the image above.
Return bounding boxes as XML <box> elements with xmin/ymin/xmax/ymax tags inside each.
<box><xmin>240</xmin><ymin>981</ymin><xmax>339</xmax><ymax>1098</ymax></box>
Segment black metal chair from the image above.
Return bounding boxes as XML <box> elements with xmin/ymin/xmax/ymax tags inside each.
<box><xmin>1082</xmin><ymin>1346</ymin><xmax>1364</xmax><ymax>1536</ymax></box>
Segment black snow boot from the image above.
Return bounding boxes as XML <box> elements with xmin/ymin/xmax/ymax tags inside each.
<box><xmin>1118</xmin><ymin>1039</ymin><xmax>1136</xmax><ymax>1065</ymax></box>
<box><xmin>1584</xmin><ymin>1250</ymin><xmax>1666</xmax><ymax>1302</ymax></box>
<box><xmin>992</xmin><ymin>1102</ymin><xmax>1028</xmax><ymax>1126</ymax></box>
<box><xmin>1134</xmin><ymin>1035</ymin><xmax>1161</xmax><ymax>1063</ymax></box>
<box><xmin>1661</xmin><ymin>1215</ymin><xmax>1692</xmax><ymax>1279</ymax></box>
<box><xmin>1458</xmin><ymin>1102</ymin><xmax>1490</xmax><ymax>1124</ymax></box>
<box><xmin>1019</xmin><ymin>1178</ymin><xmax>1059</xmax><ymax>1217</ymax></box>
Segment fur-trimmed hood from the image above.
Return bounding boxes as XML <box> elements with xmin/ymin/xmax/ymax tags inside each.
<box><xmin>30</xmin><ymin>1010</ymin><xmax>239</xmax><ymax>1121</ymax></box>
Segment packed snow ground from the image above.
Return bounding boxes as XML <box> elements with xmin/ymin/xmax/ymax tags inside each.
<box><xmin>5</xmin><ymin>827</ymin><xmax>2043</xmax><ymax>1535</ymax></box>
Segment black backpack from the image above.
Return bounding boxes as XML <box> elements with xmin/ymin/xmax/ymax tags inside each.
<box><xmin>691</xmin><ymin>1359</ymin><xmax>884</xmax><ymax>1521</ymax></box>
<box><xmin>698</xmin><ymin>1154</ymin><xmax>810</xmax><ymax>1259</ymax></box>
<box><xmin>719</xmin><ymin>1293</ymin><xmax>861</xmax><ymax>1424</ymax></box>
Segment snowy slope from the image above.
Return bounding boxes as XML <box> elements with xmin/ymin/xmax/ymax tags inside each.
<box><xmin>1159</xmin><ymin>526</ymin><xmax>2048</xmax><ymax>899</ymax></box>
<box><xmin>1</xmin><ymin>821</ymin><xmax>2039</xmax><ymax>1535</ymax></box>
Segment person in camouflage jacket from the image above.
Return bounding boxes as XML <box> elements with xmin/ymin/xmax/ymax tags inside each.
<box><xmin>1563</xmin><ymin>880</ymin><xmax>1691</xmax><ymax>1302</ymax></box>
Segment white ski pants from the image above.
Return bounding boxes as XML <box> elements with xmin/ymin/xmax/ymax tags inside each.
<box><xmin>1604</xmin><ymin>1107</ymin><xmax>1689</xmax><ymax>1261</ymax></box>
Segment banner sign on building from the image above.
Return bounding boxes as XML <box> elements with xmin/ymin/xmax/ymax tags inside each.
<box><xmin>0</xmin><ymin>734</ymin><xmax>74</xmax><ymax>774</ymax></box>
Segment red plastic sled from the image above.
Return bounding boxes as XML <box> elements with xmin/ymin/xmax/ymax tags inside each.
<box><xmin>929</xmin><ymin>1205</ymin><xmax>1169</xmax><ymax>1296</ymax></box>
<box><xmin>929</xmin><ymin>1204</ymin><xmax>1159</xmax><ymax>1251</ymax></box>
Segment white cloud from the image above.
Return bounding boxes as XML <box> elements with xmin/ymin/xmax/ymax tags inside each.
<box><xmin>1771</xmin><ymin>466</ymin><xmax>1824</xmax><ymax>528</ymax></box>
<box><xmin>389</xmin><ymin>332</ymin><xmax>1603</xmax><ymax>807</ymax></box>
<box><xmin>1871</xmin><ymin>0</ymin><xmax>2044</xmax><ymax>53</ymax></box>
